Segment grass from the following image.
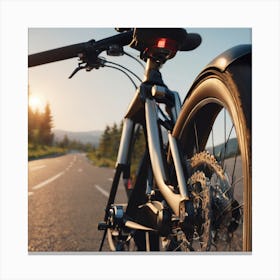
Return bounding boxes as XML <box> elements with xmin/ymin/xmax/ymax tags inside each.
<box><xmin>28</xmin><ymin>143</ymin><xmax>66</xmax><ymax>160</ymax></box>
<box><xmin>87</xmin><ymin>151</ymin><xmax>116</xmax><ymax>168</ymax></box>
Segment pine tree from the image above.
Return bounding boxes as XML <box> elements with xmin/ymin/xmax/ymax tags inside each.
<box><xmin>111</xmin><ymin>122</ymin><xmax>120</xmax><ymax>159</ymax></box>
<box><xmin>60</xmin><ymin>134</ymin><xmax>70</xmax><ymax>148</ymax></box>
<box><xmin>99</xmin><ymin>125</ymin><xmax>111</xmax><ymax>158</ymax></box>
<box><xmin>28</xmin><ymin>106</ymin><xmax>35</xmax><ymax>142</ymax></box>
<box><xmin>40</xmin><ymin>103</ymin><xmax>53</xmax><ymax>145</ymax></box>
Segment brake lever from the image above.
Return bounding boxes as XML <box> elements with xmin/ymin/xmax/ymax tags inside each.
<box><xmin>68</xmin><ymin>63</ymin><xmax>87</xmax><ymax>79</ymax></box>
<box><xmin>68</xmin><ymin>57</ymin><xmax>106</xmax><ymax>79</ymax></box>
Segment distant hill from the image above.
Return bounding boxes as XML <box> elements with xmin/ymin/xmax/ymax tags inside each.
<box><xmin>53</xmin><ymin>129</ymin><xmax>102</xmax><ymax>147</ymax></box>
<box><xmin>208</xmin><ymin>137</ymin><xmax>240</xmax><ymax>159</ymax></box>
<box><xmin>53</xmin><ymin>129</ymin><xmax>239</xmax><ymax>158</ymax></box>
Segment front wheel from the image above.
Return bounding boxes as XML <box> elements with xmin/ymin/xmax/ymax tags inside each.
<box><xmin>173</xmin><ymin>58</ymin><xmax>251</xmax><ymax>251</ymax></box>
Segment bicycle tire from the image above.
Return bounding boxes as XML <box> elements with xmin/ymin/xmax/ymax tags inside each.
<box><xmin>173</xmin><ymin>54</ymin><xmax>251</xmax><ymax>251</ymax></box>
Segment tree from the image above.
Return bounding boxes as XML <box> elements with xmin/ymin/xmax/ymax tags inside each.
<box><xmin>60</xmin><ymin>134</ymin><xmax>70</xmax><ymax>148</ymax></box>
<box><xmin>28</xmin><ymin>99</ymin><xmax>54</xmax><ymax>147</ymax></box>
<box><xmin>110</xmin><ymin>122</ymin><xmax>121</xmax><ymax>159</ymax></box>
<box><xmin>39</xmin><ymin>103</ymin><xmax>53</xmax><ymax>145</ymax></box>
<box><xmin>29</xmin><ymin>108</ymin><xmax>42</xmax><ymax>146</ymax></box>
<box><xmin>99</xmin><ymin>125</ymin><xmax>111</xmax><ymax>158</ymax></box>
<box><xmin>28</xmin><ymin>106</ymin><xmax>35</xmax><ymax>142</ymax></box>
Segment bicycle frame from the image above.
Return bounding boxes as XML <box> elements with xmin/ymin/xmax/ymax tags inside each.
<box><xmin>104</xmin><ymin>58</ymin><xmax>190</xmax><ymax>224</ymax></box>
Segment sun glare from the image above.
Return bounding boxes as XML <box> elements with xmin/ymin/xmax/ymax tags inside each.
<box><xmin>29</xmin><ymin>95</ymin><xmax>44</xmax><ymax>112</ymax></box>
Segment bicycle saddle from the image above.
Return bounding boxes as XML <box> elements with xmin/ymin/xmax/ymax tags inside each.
<box><xmin>129</xmin><ymin>28</ymin><xmax>201</xmax><ymax>61</ymax></box>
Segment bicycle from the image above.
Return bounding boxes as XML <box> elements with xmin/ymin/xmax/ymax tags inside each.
<box><xmin>28</xmin><ymin>28</ymin><xmax>251</xmax><ymax>252</ymax></box>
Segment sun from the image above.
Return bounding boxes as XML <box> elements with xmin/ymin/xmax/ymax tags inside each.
<box><xmin>28</xmin><ymin>94</ymin><xmax>44</xmax><ymax>111</ymax></box>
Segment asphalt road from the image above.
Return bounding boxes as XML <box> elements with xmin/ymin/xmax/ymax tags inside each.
<box><xmin>28</xmin><ymin>152</ymin><xmax>244</xmax><ymax>252</ymax></box>
<box><xmin>28</xmin><ymin>153</ymin><xmax>127</xmax><ymax>252</ymax></box>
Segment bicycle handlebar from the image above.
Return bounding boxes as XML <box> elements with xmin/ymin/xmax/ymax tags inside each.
<box><xmin>28</xmin><ymin>30</ymin><xmax>134</xmax><ymax>67</ymax></box>
<box><xmin>28</xmin><ymin>28</ymin><xmax>202</xmax><ymax>68</ymax></box>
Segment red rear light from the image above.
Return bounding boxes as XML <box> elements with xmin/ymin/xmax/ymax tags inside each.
<box><xmin>156</xmin><ymin>38</ymin><xmax>177</xmax><ymax>51</ymax></box>
<box><xmin>151</xmin><ymin>38</ymin><xmax>178</xmax><ymax>61</ymax></box>
<box><xmin>142</xmin><ymin>37</ymin><xmax>179</xmax><ymax>62</ymax></box>
<box><xmin>157</xmin><ymin>38</ymin><xmax>167</xmax><ymax>48</ymax></box>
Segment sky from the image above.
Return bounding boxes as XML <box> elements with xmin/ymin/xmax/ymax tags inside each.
<box><xmin>28</xmin><ymin>28</ymin><xmax>251</xmax><ymax>132</ymax></box>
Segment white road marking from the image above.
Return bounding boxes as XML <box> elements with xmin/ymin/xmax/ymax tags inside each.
<box><xmin>32</xmin><ymin>171</ymin><xmax>65</xmax><ymax>190</ymax></box>
<box><xmin>29</xmin><ymin>165</ymin><xmax>46</xmax><ymax>171</ymax></box>
<box><xmin>64</xmin><ymin>155</ymin><xmax>78</xmax><ymax>171</ymax></box>
<box><xmin>29</xmin><ymin>154</ymin><xmax>79</xmax><ymax>192</ymax></box>
<box><xmin>108</xmin><ymin>178</ymin><xmax>113</xmax><ymax>182</ymax></box>
<box><xmin>94</xmin><ymin>185</ymin><xmax>109</xmax><ymax>198</ymax></box>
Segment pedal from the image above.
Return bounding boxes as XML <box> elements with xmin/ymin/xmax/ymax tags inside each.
<box><xmin>98</xmin><ymin>222</ymin><xmax>110</xmax><ymax>231</ymax></box>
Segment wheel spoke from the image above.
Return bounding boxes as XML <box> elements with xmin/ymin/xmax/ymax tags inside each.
<box><xmin>222</xmin><ymin>112</ymin><xmax>235</xmax><ymax>170</ymax></box>
<box><xmin>224</xmin><ymin>108</ymin><xmax>227</xmax><ymax>157</ymax></box>
<box><xmin>232</xmin><ymin>176</ymin><xmax>243</xmax><ymax>187</ymax></box>
<box><xmin>231</xmin><ymin>146</ymin><xmax>240</xmax><ymax>185</ymax></box>
<box><xmin>211</xmin><ymin>127</ymin><xmax>215</xmax><ymax>156</ymax></box>
<box><xmin>194</xmin><ymin>121</ymin><xmax>199</xmax><ymax>153</ymax></box>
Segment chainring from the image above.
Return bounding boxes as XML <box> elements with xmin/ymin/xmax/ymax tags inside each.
<box><xmin>188</xmin><ymin>151</ymin><xmax>242</xmax><ymax>250</ymax></box>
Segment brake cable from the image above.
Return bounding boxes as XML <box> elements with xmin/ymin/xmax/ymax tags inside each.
<box><xmin>104</xmin><ymin>65</ymin><xmax>138</xmax><ymax>89</ymax></box>
<box><xmin>104</xmin><ymin>60</ymin><xmax>142</xmax><ymax>83</ymax></box>
<box><xmin>123</xmin><ymin>51</ymin><xmax>145</xmax><ymax>70</ymax></box>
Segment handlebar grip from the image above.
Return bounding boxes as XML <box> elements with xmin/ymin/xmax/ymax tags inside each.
<box><xmin>28</xmin><ymin>42</ymin><xmax>86</xmax><ymax>67</ymax></box>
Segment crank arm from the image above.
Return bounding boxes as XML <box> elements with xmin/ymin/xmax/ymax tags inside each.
<box><xmin>125</xmin><ymin>220</ymin><xmax>156</xmax><ymax>231</ymax></box>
